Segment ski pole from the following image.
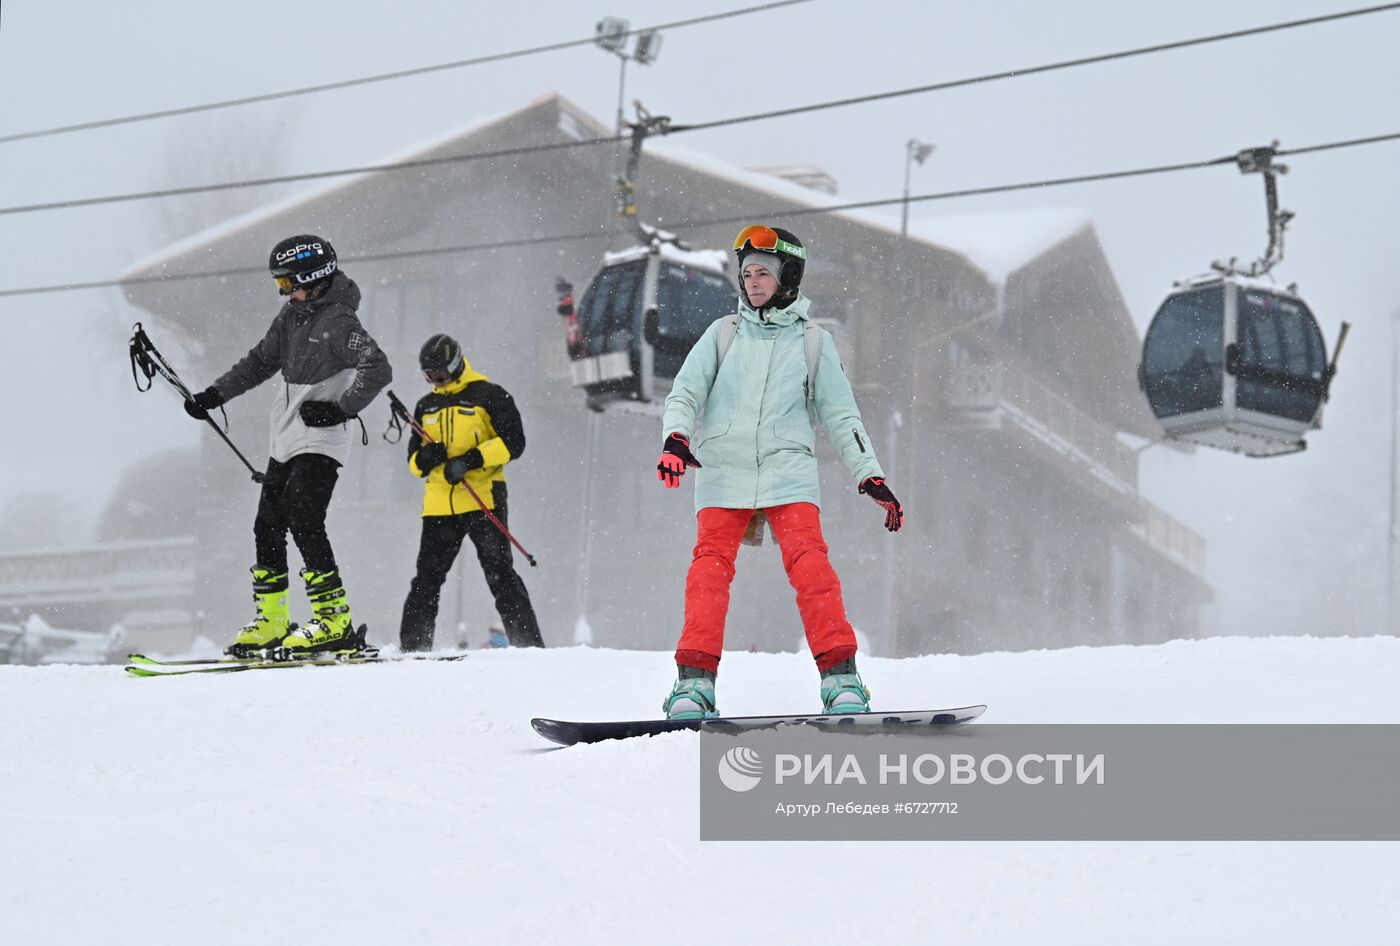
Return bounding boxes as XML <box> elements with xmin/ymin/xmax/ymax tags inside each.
<box><xmin>387</xmin><ymin>389</ymin><xmax>538</xmax><ymax>567</ymax></box>
<box><xmin>129</xmin><ymin>323</ymin><xmax>265</xmax><ymax>484</ymax></box>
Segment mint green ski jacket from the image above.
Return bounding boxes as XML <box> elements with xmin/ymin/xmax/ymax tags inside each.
<box><xmin>661</xmin><ymin>293</ymin><xmax>883</xmax><ymax>511</ymax></box>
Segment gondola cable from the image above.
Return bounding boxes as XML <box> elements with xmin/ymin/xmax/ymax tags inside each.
<box><xmin>3</xmin><ymin>4</ymin><xmax>1399</xmax><ymax>216</ymax></box>
<box><xmin>2</xmin><ymin>129</ymin><xmax>1397</xmax><ymax>300</ymax></box>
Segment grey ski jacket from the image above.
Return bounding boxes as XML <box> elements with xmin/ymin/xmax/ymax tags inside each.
<box><xmin>213</xmin><ymin>272</ymin><xmax>391</xmax><ymax>464</ymax></box>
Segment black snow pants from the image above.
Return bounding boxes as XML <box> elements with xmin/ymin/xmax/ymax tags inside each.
<box><xmin>399</xmin><ymin>484</ymin><xmax>544</xmax><ymax>651</ymax></box>
<box><xmin>253</xmin><ymin>454</ymin><xmax>340</xmax><ymax>575</ymax></box>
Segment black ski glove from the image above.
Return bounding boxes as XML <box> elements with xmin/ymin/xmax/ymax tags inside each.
<box><xmin>183</xmin><ymin>386</ymin><xmax>224</xmax><ymax>421</ymax></box>
<box><xmin>415</xmin><ymin>442</ymin><xmax>448</xmax><ymax>476</ymax></box>
<box><xmin>859</xmin><ymin>476</ymin><xmax>904</xmax><ymax>533</ymax></box>
<box><xmin>657</xmin><ymin>433</ymin><xmax>702</xmax><ymax>489</ymax></box>
<box><xmin>444</xmin><ymin>449</ymin><xmax>485</xmax><ymax>484</ymax></box>
<box><xmin>300</xmin><ymin>400</ymin><xmax>349</xmax><ymax>427</ymax></box>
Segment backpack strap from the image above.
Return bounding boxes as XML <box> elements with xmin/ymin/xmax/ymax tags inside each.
<box><xmin>714</xmin><ymin>315</ymin><xmax>740</xmax><ymax>365</ymax></box>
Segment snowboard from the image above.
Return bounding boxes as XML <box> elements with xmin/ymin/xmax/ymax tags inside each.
<box><xmin>531</xmin><ymin>705</ymin><xmax>987</xmax><ymax>747</ymax></box>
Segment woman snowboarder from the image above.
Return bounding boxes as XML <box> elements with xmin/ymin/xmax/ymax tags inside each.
<box><xmin>656</xmin><ymin>225</ymin><xmax>904</xmax><ymax>719</ymax></box>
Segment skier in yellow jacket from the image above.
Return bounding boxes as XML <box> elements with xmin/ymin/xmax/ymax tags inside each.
<box><xmin>398</xmin><ymin>334</ymin><xmax>544</xmax><ymax>650</ymax></box>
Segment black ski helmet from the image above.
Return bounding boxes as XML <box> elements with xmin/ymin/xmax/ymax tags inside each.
<box><xmin>268</xmin><ymin>235</ymin><xmax>337</xmax><ymax>294</ymax></box>
<box><xmin>419</xmin><ymin>333</ymin><xmax>465</xmax><ymax>385</ymax></box>
<box><xmin>733</xmin><ymin>225</ymin><xmax>806</xmax><ymax>294</ymax></box>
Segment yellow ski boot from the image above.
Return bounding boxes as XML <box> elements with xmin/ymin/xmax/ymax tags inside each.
<box><xmin>281</xmin><ymin>568</ymin><xmax>365</xmax><ymax>656</ymax></box>
<box><xmin>226</xmin><ymin>566</ymin><xmax>292</xmax><ymax>657</ymax></box>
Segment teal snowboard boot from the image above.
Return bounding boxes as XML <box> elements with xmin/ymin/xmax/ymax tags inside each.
<box><xmin>663</xmin><ymin>665</ymin><xmax>718</xmax><ymax>720</ymax></box>
<box><xmin>820</xmin><ymin>658</ymin><xmax>871</xmax><ymax>714</ymax></box>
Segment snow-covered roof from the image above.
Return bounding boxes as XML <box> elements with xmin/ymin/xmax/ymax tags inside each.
<box><xmin>120</xmin><ymin>93</ymin><xmax>608</xmax><ymax>281</ymax></box>
<box><xmin>1170</xmin><ymin>270</ymin><xmax>1307</xmax><ymax>298</ymax></box>
<box><xmin>602</xmin><ymin>243</ymin><xmax>729</xmax><ymax>276</ymax></box>
<box><xmin>122</xmin><ymin>92</ymin><xmax>1091</xmax><ymax>289</ymax></box>
<box><xmin>906</xmin><ymin>208</ymin><xmax>1092</xmax><ymax>284</ymax></box>
<box><xmin>660</xmin><ymin>244</ymin><xmax>729</xmax><ymax>274</ymax></box>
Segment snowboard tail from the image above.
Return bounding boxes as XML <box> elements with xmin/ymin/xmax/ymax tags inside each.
<box><xmin>531</xmin><ymin>705</ymin><xmax>987</xmax><ymax>747</ymax></box>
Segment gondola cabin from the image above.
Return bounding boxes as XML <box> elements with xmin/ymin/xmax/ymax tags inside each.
<box><xmin>1139</xmin><ymin>275</ymin><xmax>1332</xmax><ymax>457</ymax></box>
<box><xmin>566</xmin><ymin>243</ymin><xmax>736</xmax><ymax>413</ymax></box>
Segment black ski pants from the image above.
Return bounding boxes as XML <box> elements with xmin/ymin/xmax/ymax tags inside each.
<box><xmin>400</xmin><ymin>484</ymin><xmax>544</xmax><ymax>651</ymax></box>
<box><xmin>253</xmin><ymin>454</ymin><xmax>340</xmax><ymax>576</ymax></box>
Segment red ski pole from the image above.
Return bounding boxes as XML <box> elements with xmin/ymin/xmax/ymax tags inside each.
<box><xmin>388</xmin><ymin>390</ymin><xmax>538</xmax><ymax>567</ymax></box>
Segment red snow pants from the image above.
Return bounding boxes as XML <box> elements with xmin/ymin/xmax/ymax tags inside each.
<box><xmin>674</xmin><ymin>503</ymin><xmax>857</xmax><ymax>674</ymax></box>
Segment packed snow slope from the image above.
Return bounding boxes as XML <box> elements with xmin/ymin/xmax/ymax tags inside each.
<box><xmin>3</xmin><ymin>636</ymin><xmax>1398</xmax><ymax>946</ymax></box>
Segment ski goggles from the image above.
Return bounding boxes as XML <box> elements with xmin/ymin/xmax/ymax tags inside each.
<box><xmin>422</xmin><ymin>367</ymin><xmax>456</xmax><ymax>385</ymax></box>
<box><xmin>272</xmin><ymin>274</ymin><xmax>297</xmax><ymax>295</ymax></box>
<box><xmin>732</xmin><ymin>225</ymin><xmax>807</xmax><ymax>260</ymax></box>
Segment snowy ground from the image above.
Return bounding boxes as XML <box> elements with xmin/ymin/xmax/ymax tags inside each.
<box><xmin>3</xmin><ymin>636</ymin><xmax>1398</xmax><ymax>945</ymax></box>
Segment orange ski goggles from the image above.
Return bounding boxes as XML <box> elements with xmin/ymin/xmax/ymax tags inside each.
<box><xmin>273</xmin><ymin>274</ymin><xmax>297</xmax><ymax>295</ymax></box>
<box><xmin>732</xmin><ymin>225</ymin><xmax>807</xmax><ymax>260</ymax></box>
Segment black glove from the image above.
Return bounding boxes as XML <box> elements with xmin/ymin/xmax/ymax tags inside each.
<box><xmin>859</xmin><ymin>476</ymin><xmax>904</xmax><ymax>533</ymax></box>
<box><xmin>415</xmin><ymin>442</ymin><xmax>448</xmax><ymax>476</ymax></box>
<box><xmin>443</xmin><ymin>449</ymin><xmax>485</xmax><ymax>484</ymax></box>
<box><xmin>182</xmin><ymin>386</ymin><xmax>224</xmax><ymax>421</ymax></box>
<box><xmin>299</xmin><ymin>400</ymin><xmax>349</xmax><ymax>427</ymax></box>
<box><xmin>656</xmin><ymin>433</ymin><xmax>702</xmax><ymax>489</ymax></box>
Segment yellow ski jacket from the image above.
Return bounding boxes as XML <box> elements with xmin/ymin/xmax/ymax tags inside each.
<box><xmin>406</xmin><ymin>360</ymin><xmax>526</xmax><ymax>516</ymax></box>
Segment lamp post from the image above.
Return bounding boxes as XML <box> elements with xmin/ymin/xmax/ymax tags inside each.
<box><xmin>595</xmin><ymin>17</ymin><xmax>663</xmax><ymax>134</ymax></box>
<box><xmin>901</xmin><ymin>138</ymin><xmax>935</xmax><ymax>238</ymax></box>
<box><xmin>892</xmin><ymin>139</ymin><xmax>932</xmax><ymax>654</ymax></box>
<box><xmin>882</xmin><ymin>410</ymin><xmax>904</xmax><ymax>656</ymax></box>
<box><xmin>1390</xmin><ymin>309</ymin><xmax>1400</xmax><ymax>635</ymax></box>
<box><xmin>596</xmin><ymin>16</ymin><xmax>663</xmax><ymax>235</ymax></box>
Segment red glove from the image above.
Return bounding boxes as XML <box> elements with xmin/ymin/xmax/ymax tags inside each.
<box><xmin>859</xmin><ymin>477</ymin><xmax>904</xmax><ymax>532</ymax></box>
<box><xmin>657</xmin><ymin>433</ymin><xmax>702</xmax><ymax>489</ymax></box>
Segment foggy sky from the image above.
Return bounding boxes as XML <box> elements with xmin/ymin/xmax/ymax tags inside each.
<box><xmin>1</xmin><ymin>0</ymin><xmax>1397</xmax><ymax>638</ymax></box>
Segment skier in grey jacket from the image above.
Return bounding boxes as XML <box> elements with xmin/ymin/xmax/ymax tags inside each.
<box><xmin>183</xmin><ymin>235</ymin><xmax>391</xmax><ymax>656</ymax></box>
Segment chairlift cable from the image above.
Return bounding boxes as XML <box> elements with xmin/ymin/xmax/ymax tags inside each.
<box><xmin>0</xmin><ymin>130</ymin><xmax>1396</xmax><ymax>299</ymax></box>
<box><xmin>1276</xmin><ymin>130</ymin><xmax>1400</xmax><ymax>156</ymax></box>
<box><xmin>0</xmin><ymin>0</ymin><xmax>817</xmax><ymax>146</ymax></box>
<box><xmin>2</xmin><ymin>4</ymin><xmax>1398</xmax><ymax>216</ymax></box>
<box><xmin>670</xmin><ymin>2</ymin><xmax>1400</xmax><ymax>134</ymax></box>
